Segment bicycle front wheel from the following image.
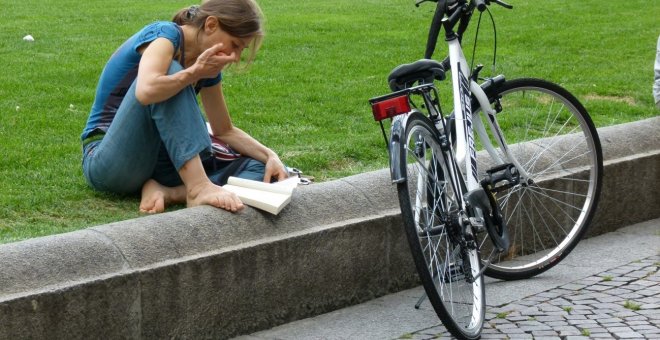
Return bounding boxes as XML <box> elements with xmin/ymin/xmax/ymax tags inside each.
<box><xmin>396</xmin><ymin>112</ymin><xmax>485</xmax><ymax>339</ymax></box>
<box><xmin>473</xmin><ymin>78</ymin><xmax>603</xmax><ymax>280</ymax></box>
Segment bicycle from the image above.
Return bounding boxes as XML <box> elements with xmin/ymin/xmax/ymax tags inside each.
<box><xmin>368</xmin><ymin>0</ymin><xmax>603</xmax><ymax>338</ymax></box>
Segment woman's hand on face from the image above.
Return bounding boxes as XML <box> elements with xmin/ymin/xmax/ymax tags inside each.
<box><xmin>263</xmin><ymin>156</ymin><xmax>289</xmax><ymax>183</ymax></box>
<box><xmin>193</xmin><ymin>43</ymin><xmax>236</xmax><ymax>79</ymax></box>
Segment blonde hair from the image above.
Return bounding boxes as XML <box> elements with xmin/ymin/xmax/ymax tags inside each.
<box><xmin>173</xmin><ymin>0</ymin><xmax>264</xmax><ymax>65</ymax></box>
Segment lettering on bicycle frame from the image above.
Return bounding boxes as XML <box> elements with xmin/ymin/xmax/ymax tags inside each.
<box><xmin>458</xmin><ymin>65</ymin><xmax>478</xmax><ymax>181</ymax></box>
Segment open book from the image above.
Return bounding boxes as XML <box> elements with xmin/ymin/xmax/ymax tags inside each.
<box><xmin>222</xmin><ymin>176</ymin><xmax>298</xmax><ymax>215</ymax></box>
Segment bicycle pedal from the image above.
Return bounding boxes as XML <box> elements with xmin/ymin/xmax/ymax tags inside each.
<box><xmin>482</xmin><ymin>163</ymin><xmax>520</xmax><ymax>192</ymax></box>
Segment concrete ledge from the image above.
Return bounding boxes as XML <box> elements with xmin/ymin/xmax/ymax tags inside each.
<box><xmin>589</xmin><ymin>150</ymin><xmax>660</xmax><ymax>236</ymax></box>
<box><xmin>0</xmin><ymin>117</ymin><xmax>658</xmax><ymax>339</ymax></box>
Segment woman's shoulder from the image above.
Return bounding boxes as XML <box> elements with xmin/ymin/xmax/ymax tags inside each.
<box><xmin>134</xmin><ymin>21</ymin><xmax>182</xmax><ymax>49</ymax></box>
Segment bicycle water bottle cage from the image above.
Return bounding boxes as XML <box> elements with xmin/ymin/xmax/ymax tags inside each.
<box><xmin>388</xmin><ymin>59</ymin><xmax>446</xmax><ymax>91</ymax></box>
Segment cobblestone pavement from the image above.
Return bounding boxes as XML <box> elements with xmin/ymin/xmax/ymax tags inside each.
<box><xmin>400</xmin><ymin>255</ymin><xmax>660</xmax><ymax>339</ymax></box>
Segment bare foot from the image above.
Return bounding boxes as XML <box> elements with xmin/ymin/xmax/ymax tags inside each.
<box><xmin>187</xmin><ymin>180</ymin><xmax>244</xmax><ymax>212</ymax></box>
<box><xmin>139</xmin><ymin>179</ymin><xmax>185</xmax><ymax>214</ymax></box>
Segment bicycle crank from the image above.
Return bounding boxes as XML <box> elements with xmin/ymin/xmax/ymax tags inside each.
<box><xmin>465</xmin><ymin>187</ymin><xmax>510</xmax><ymax>252</ymax></box>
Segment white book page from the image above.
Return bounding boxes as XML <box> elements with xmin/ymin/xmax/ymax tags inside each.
<box><xmin>223</xmin><ymin>184</ymin><xmax>290</xmax><ymax>214</ymax></box>
<box><xmin>227</xmin><ymin>176</ymin><xmax>296</xmax><ymax>195</ymax></box>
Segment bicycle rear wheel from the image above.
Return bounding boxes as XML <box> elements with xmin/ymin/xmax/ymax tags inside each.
<box><xmin>396</xmin><ymin>112</ymin><xmax>485</xmax><ymax>339</ymax></box>
<box><xmin>473</xmin><ymin>78</ymin><xmax>603</xmax><ymax>280</ymax></box>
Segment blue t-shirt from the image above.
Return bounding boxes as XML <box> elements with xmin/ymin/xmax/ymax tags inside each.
<box><xmin>81</xmin><ymin>21</ymin><xmax>222</xmax><ymax>141</ymax></box>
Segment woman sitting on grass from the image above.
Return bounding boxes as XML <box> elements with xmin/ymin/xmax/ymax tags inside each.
<box><xmin>81</xmin><ymin>0</ymin><xmax>287</xmax><ymax>213</ymax></box>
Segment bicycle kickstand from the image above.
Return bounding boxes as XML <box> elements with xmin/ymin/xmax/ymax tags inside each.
<box><xmin>415</xmin><ymin>292</ymin><xmax>427</xmax><ymax>309</ymax></box>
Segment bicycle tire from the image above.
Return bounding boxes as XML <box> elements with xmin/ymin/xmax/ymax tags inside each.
<box><xmin>396</xmin><ymin>112</ymin><xmax>485</xmax><ymax>339</ymax></box>
<box><xmin>472</xmin><ymin>78</ymin><xmax>603</xmax><ymax>280</ymax></box>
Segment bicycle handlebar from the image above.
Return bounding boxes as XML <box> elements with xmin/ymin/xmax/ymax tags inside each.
<box><xmin>474</xmin><ymin>0</ymin><xmax>487</xmax><ymax>12</ymax></box>
<box><xmin>474</xmin><ymin>0</ymin><xmax>514</xmax><ymax>12</ymax></box>
<box><xmin>422</xmin><ymin>0</ymin><xmax>512</xmax><ymax>59</ymax></box>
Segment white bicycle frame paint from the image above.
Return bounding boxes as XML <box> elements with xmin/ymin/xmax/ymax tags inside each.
<box><xmin>447</xmin><ymin>35</ymin><xmax>489</xmax><ymax>330</ymax></box>
<box><xmin>448</xmin><ymin>37</ymin><xmax>480</xmax><ymax>194</ymax></box>
<box><xmin>448</xmin><ymin>37</ymin><xmax>531</xmax><ymax>191</ymax></box>
<box><xmin>471</xmin><ymin>84</ymin><xmax>532</xmax><ymax>181</ymax></box>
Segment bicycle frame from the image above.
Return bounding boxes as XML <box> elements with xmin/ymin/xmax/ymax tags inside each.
<box><xmin>448</xmin><ymin>34</ymin><xmax>479</xmax><ymax>195</ymax></box>
<box><xmin>385</xmin><ymin>18</ymin><xmax>491</xmax><ymax>213</ymax></box>
<box><xmin>450</xmin><ymin>36</ymin><xmax>531</xmax><ymax>195</ymax></box>
<box><xmin>369</xmin><ymin>0</ymin><xmax>602</xmax><ymax>336</ymax></box>
<box><xmin>369</xmin><ymin>0</ymin><xmax>524</xmax><ymax>239</ymax></box>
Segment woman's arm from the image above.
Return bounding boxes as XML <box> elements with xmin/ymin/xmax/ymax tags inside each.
<box><xmin>135</xmin><ymin>39</ymin><xmax>236</xmax><ymax>105</ymax></box>
<box><xmin>200</xmin><ymin>83</ymin><xmax>288</xmax><ymax>182</ymax></box>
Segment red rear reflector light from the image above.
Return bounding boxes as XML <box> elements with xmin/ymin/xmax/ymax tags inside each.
<box><xmin>371</xmin><ymin>95</ymin><xmax>410</xmax><ymax>121</ymax></box>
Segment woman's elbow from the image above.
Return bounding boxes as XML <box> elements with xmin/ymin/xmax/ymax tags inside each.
<box><xmin>135</xmin><ymin>86</ymin><xmax>156</xmax><ymax>106</ymax></box>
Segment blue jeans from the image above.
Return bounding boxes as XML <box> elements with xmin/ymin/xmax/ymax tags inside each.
<box><xmin>82</xmin><ymin>61</ymin><xmax>265</xmax><ymax>194</ymax></box>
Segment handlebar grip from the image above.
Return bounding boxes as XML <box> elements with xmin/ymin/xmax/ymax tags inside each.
<box><xmin>474</xmin><ymin>0</ymin><xmax>487</xmax><ymax>12</ymax></box>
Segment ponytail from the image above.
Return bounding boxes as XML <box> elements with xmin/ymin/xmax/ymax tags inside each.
<box><xmin>172</xmin><ymin>5</ymin><xmax>201</xmax><ymax>25</ymax></box>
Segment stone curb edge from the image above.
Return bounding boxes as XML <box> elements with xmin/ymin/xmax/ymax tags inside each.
<box><xmin>0</xmin><ymin>117</ymin><xmax>657</xmax><ymax>339</ymax></box>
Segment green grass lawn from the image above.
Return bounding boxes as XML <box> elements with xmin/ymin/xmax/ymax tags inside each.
<box><xmin>1</xmin><ymin>0</ymin><xmax>658</xmax><ymax>243</ymax></box>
